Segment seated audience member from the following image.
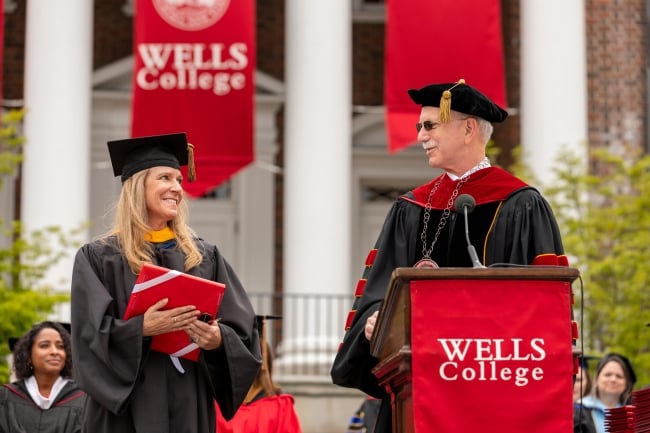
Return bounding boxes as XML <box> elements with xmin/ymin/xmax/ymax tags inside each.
<box><xmin>574</xmin><ymin>356</ymin><xmax>593</xmax><ymax>403</ymax></box>
<box><xmin>216</xmin><ymin>315</ymin><xmax>302</xmax><ymax>433</ymax></box>
<box><xmin>346</xmin><ymin>396</ymin><xmax>381</xmax><ymax>433</ymax></box>
<box><xmin>0</xmin><ymin>321</ymin><xmax>86</xmax><ymax>433</ymax></box>
<box><xmin>574</xmin><ymin>353</ymin><xmax>636</xmax><ymax>433</ymax></box>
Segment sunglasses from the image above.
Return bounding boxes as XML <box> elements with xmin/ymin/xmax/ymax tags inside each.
<box><xmin>415</xmin><ymin>120</ymin><xmax>440</xmax><ymax>133</ymax></box>
<box><xmin>416</xmin><ymin>117</ymin><xmax>471</xmax><ymax>133</ymax></box>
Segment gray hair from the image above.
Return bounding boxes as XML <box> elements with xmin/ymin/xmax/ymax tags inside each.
<box><xmin>476</xmin><ymin>117</ymin><xmax>494</xmax><ymax>144</ymax></box>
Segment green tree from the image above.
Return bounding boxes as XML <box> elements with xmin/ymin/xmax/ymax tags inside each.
<box><xmin>542</xmin><ymin>145</ymin><xmax>650</xmax><ymax>388</ymax></box>
<box><xmin>0</xmin><ymin>110</ymin><xmax>76</xmax><ymax>382</ymax></box>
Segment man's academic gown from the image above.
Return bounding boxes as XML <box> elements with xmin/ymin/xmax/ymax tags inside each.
<box><xmin>0</xmin><ymin>379</ymin><xmax>86</xmax><ymax>433</ymax></box>
<box><xmin>330</xmin><ymin>167</ymin><xmax>567</xmax><ymax>433</ymax></box>
<box><xmin>71</xmin><ymin>237</ymin><xmax>261</xmax><ymax>433</ymax></box>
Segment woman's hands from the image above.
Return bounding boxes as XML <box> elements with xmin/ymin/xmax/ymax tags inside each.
<box><xmin>142</xmin><ymin>298</ymin><xmax>198</xmax><ymax>337</ymax></box>
<box><xmin>186</xmin><ymin>317</ymin><xmax>222</xmax><ymax>351</ymax></box>
<box><xmin>141</xmin><ymin>298</ymin><xmax>222</xmax><ymax>350</ymax></box>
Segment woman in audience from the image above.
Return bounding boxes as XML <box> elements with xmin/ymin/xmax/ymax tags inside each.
<box><xmin>0</xmin><ymin>321</ymin><xmax>86</xmax><ymax>433</ymax></box>
<box><xmin>574</xmin><ymin>353</ymin><xmax>636</xmax><ymax>433</ymax></box>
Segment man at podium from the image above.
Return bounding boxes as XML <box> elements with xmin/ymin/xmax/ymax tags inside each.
<box><xmin>331</xmin><ymin>80</ymin><xmax>569</xmax><ymax>433</ymax></box>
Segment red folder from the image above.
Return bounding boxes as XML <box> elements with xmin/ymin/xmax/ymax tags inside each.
<box><xmin>124</xmin><ymin>263</ymin><xmax>226</xmax><ymax>362</ymax></box>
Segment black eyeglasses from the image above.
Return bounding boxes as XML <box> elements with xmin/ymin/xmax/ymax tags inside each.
<box><xmin>416</xmin><ymin>117</ymin><xmax>471</xmax><ymax>133</ymax></box>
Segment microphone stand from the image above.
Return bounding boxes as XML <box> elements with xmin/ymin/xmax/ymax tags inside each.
<box><xmin>461</xmin><ymin>203</ymin><xmax>485</xmax><ymax>269</ymax></box>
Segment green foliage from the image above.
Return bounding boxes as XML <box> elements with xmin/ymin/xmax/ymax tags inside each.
<box><xmin>0</xmin><ymin>110</ymin><xmax>25</xmax><ymax>186</ymax></box>
<box><xmin>0</xmin><ymin>110</ymin><xmax>80</xmax><ymax>383</ymax></box>
<box><xmin>542</xmin><ymin>144</ymin><xmax>650</xmax><ymax>388</ymax></box>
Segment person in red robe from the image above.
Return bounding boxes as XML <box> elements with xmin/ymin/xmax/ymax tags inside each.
<box><xmin>216</xmin><ymin>316</ymin><xmax>303</xmax><ymax>433</ymax></box>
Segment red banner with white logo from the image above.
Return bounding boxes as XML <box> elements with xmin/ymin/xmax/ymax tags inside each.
<box><xmin>411</xmin><ymin>278</ymin><xmax>573</xmax><ymax>432</ymax></box>
<box><xmin>385</xmin><ymin>0</ymin><xmax>507</xmax><ymax>153</ymax></box>
<box><xmin>132</xmin><ymin>0</ymin><xmax>255</xmax><ymax>197</ymax></box>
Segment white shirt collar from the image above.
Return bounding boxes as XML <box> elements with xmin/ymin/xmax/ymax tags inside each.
<box><xmin>446</xmin><ymin>157</ymin><xmax>491</xmax><ymax>180</ymax></box>
<box><xmin>24</xmin><ymin>375</ymin><xmax>71</xmax><ymax>409</ymax></box>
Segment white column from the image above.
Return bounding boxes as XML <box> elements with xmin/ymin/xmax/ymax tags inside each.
<box><xmin>235</xmin><ymin>96</ymin><xmax>281</xmax><ymax>296</ymax></box>
<box><xmin>521</xmin><ymin>0</ymin><xmax>587</xmax><ymax>184</ymax></box>
<box><xmin>22</xmin><ymin>0</ymin><xmax>93</xmax><ymax>319</ymax></box>
<box><xmin>280</xmin><ymin>0</ymin><xmax>352</xmax><ymax>376</ymax></box>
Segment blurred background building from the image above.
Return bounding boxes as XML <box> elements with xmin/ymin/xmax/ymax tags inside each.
<box><xmin>1</xmin><ymin>1</ymin><xmax>648</xmax><ymax>432</ymax></box>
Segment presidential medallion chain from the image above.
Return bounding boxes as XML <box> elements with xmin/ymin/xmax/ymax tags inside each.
<box><xmin>415</xmin><ymin>176</ymin><xmax>469</xmax><ymax>269</ymax></box>
<box><xmin>414</xmin><ymin>158</ymin><xmax>491</xmax><ymax>269</ymax></box>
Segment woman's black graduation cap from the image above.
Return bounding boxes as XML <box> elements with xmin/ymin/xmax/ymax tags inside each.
<box><xmin>578</xmin><ymin>354</ymin><xmax>597</xmax><ymax>369</ymax></box>
<box><xmin>408</xmin><ymin>78</ymin><xmax>508</xmax><ymax>124</ymax></box>
<box><xmin>107</xmin><ymin>132</ymin><xmax>196</xmax><ymax>183</ymax></box>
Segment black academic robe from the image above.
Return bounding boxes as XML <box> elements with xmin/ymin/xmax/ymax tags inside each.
<box><xmin>574</xmin><ymin>404</ymin><xmax>597</xmax><ymax>433</ymax></box>
<box><xmin>0</xmin><ymin>380</ymin><xmax>86</xmax><ymax>433</ymax></box>
<box><xmin>71</xmin><ymin>237</ymin><xmax>261</xmax><ymax>433</ymax></box>
<box><xmin>330</xmin><ymin>167</ymin><xmax>567</xmax><ymax>433</ymax></box>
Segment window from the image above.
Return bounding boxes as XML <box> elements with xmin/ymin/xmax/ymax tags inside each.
<box><xmin>352</xmin><ymin>0</ymin><xmax>385</xmax><ymax>23</ymax></box>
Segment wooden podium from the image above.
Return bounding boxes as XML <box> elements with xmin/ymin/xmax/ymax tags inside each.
<box><xmin>369</xmin><ymin>266</ymin><xmax>580</xmax><ymax>433</ymax></box>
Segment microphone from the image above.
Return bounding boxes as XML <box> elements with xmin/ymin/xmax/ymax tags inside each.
<box><xmin>454</xmin><ymin>194</ymin><xmax>485</xmax><ymax>268</ymax></box>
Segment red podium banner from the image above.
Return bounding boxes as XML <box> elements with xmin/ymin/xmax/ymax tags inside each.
<box><xmin>411</xmin><ymin>278</ymin><xmax>573</xmax><ymax>432</ymax></box>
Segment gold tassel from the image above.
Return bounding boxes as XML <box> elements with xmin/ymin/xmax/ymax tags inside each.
<box><xmin>439</xmin><ymin>78</ymin><xmax>466</xmax><ymax>123</ymax></box>
<box><xmin>187</xmin><ymin>143</ymin><xmax>196</xmax><ymax>182</ymax></box>
<box><xmin>243</xmin><ymin>383</ymin><xmax>264</xmax><ymax>405</ymax></box>
<box><xmin>259</xmin><ymin>318</ymin><xmax>276</xmax><ymax>397</ymax></box>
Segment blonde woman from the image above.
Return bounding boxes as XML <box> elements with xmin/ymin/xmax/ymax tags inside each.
<box><xmin>71</xmin><ymin>133</ymin><xmax>261</xmax><ymax>433</ymax></box>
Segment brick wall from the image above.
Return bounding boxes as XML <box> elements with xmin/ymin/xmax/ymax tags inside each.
<box><xmin>352</xmin><ymin>22</ymin><xmax>384</xmax><ymax>106</ymax></box>
<box><xmin>257</xmin><ymin>0</ymin><xmax>285</xmax><ymax>81</ymax></box>
<box><xmin>585</xmin><ymin>0</ymin><xmax>648</xmax><ymax>155</ymax></box>
<box><xmin>94</xmin><ymin>0</ymin><xmax>133</xmax><ymax>69</ymax></box>
<box><xmin>495</xmin><ymin>0</ymin><xmax>522</xmax><ymax>168</ymax></box>
<box><xmin>3</xmin><ymin>1</ymin><xmax>26</xmax><ymax>101</ymax></box>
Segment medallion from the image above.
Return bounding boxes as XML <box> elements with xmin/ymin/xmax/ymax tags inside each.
<box><xmin>414</xmin><ymin>258</ymin><xmax>439</xmax><ymax>269</ymax></box>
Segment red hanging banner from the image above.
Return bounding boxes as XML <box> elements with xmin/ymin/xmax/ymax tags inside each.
<box><xmin>385</xmin><ymin>0</ymin><xmax>507</xmax><ymax>153</ymax></box>
<box><xmin>410</xmin><ymin>279</ymin><xmax>573</xmax><ymax>432</ymax></box>
<box><xmin>132</xmin><ymin>0</ymin><xmax>255</xmax><ymax>197</ymax></box>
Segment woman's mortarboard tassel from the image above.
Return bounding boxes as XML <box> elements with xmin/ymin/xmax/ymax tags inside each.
<box><xmin>187</xmin><ymin>143</ymin><xmax>196</xmax><ymax>182</ymax></box>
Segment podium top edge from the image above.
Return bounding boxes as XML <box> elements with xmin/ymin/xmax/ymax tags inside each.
<box><xmin>390</xmin><ymin>266</ymin><xmax>580</xmax><ymax>282</ymax></box>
